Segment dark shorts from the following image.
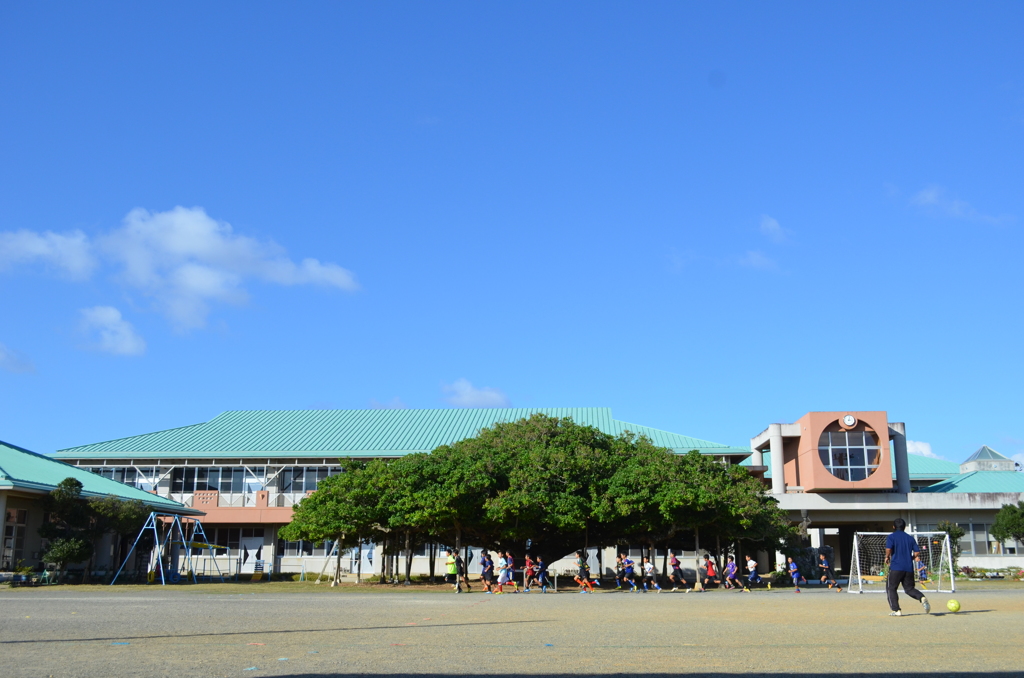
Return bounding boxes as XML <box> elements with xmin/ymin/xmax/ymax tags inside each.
<box><xmin>671</xmin><ymin>568</ymin><xmax>683</xmax><ymax>579</ymax></box>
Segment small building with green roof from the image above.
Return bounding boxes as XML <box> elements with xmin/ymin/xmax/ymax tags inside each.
<box><xmin>1</xmin><ymin>439</ymin><xmax>198</xmax><ymax>574</ymax></box>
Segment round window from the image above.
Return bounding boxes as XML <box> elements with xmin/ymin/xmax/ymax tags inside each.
<box><xmin>818</xmin><ymin>428</ymin><xmax>882</xmax><ymax>481</ymax></box>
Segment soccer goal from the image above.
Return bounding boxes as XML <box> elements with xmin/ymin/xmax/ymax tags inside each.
<box><xmin>849</xmin><ymin>532</ymin><xmax>955</xmax><ymax>593</ymax></box>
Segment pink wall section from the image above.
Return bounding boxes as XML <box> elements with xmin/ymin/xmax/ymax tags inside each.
<box><xmin>192</xmin><ymin>490</ymin><xmax>295</xmax><ymax>524</ymax></box>
<box><xmin>787</xmin><ymin>411</ymin><xmax>895</xmax><ymax>492</ymax></box>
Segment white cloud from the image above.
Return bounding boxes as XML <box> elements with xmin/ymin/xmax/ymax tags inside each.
<box><xmin>738</xmin><ymin>250</ymin><xmax>779</xmax><ymax>271</ymax></box>
<box><xmin>441</xmin><ymin>378</ymin><xmax>511</xmax><ymax>408</ymax></box>
<box><xmin>910</xmin><ymin>185</ymin><xmax>1011</xmax><ymax>224</ymax></box>
<box><xmin>101</xmin><ymin>207</ymin><xmax>359</xmax><ymax>330</ymax></box>
<box><xmin>759</xmin><ymin>215</ymin><xmax>790</xmax><ymax>243</ymax></box>
<box><xmin>370</xmin><ymin>396</ymin><xmax>408</xmax><ymax>410</ymax></box>
<box><xmin>906</xmin><ymin>440</ymin><xmax>943</xmax><ymax>460</ymax></box>
<box><xmin>0</xmin><ymin>207</ymin><xmax>360</xmax><ymax>332</ymax></box>
<box><xmin>79</xmin><ymin>306</ymin><xmax>146</xmax><ymax>356</ymax></box>
<box><xmin>0</xmin><ymin>229</ymin><xmax>97</xmax><ymax>279</ymax></box>
<box><xmin>0</xmin><ymin>343</ymin><xmax>35</xmax><ymax>373</ymax></box>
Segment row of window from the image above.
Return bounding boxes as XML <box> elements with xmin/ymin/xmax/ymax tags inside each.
<box><xmin>192</xmin><ymin>527</ymin><xmax>266</xmax><ymax>555</ymax></box>
<box><xmin>918</xmin><ymin>523</ymin><xmax>1021</xmax><ymax>556</ymax></box>
<box><xmin>89</xmin><ymin>467</ymin><xmax>159</xmax><ymax>491</ymax></box>
<box><xmin>87</xmin><ymin>466</ymin><xmax>342</xmax><ymax>494</ymax></box>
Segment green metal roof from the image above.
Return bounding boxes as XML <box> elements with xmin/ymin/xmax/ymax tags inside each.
<box><xmin>0</xmin><ymin>439</ymin><xmax>199</xmax><ymax>514</ymax></box>
<box><xmin>54</xmin><ymin>408</ymin><xmax>750</xmax><ymax>460</ymax></box>
<box><xmin>916</xmin><ymin>471</ymin><xmax>1024</xmax><ymax>494</ymax></box>
<box><xmin>740</xmin><ymin>452</ymin><xmax>961</xmax><ymax>480</ymax></box>
<box><xmin>963</xmin><ymin>445</ymin><xmax>1010</xmax><ymax>463</ymax></box>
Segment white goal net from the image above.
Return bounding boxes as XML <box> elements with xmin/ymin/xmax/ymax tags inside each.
<box><xmin>849</xmin><ymin>532</ymin><xmax>955</xmax><ymax>593</ymax></box>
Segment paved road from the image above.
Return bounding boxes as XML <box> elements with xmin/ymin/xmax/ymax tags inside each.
<box><xmin>1</xmin><ymin>585</ymin><xmax>1020</xmax><ymax>677</ymax></box>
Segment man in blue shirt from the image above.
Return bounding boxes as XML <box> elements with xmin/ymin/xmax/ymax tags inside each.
<box><xmin>884</xmin><ymin>518</ymin><xmax>930</xmax><ymax>616</ymax></box>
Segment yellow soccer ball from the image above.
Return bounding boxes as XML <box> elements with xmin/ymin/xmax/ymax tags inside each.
<box><xmin>946</xmin><ymin>599</ymin><xmax>960</xmax><ymax>612</ymax></box>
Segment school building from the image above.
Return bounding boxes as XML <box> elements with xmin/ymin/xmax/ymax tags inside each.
<box><xmin>51</xmin><ymin>408</ymin><xmax>750</xmax><ymax>578</ymax></box>
<box><xmin>745</xmin><ymin>411</ymin><xmax>1024</xmax><ymax>572</ymax></box>
<box><xmin>34</xmin><ymin>407</ymin><xmax>1024</xmax><ymax>579</ymax></box>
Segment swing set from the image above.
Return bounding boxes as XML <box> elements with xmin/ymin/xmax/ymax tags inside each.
<box><xmin>111</xmin><ymin>512</ymin><xmax>229</xmax><ymax>585</ymax></box>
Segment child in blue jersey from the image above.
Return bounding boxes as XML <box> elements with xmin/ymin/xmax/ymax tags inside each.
<box><xmin>723</xmin><ymin>556</ymin><xmax>742</xmax><ymax>590</ymax></box>
<box><xmin>535</xmin><ymin>555</ymin><xmax>549</xmax><ymax>592</ymax></box>
<box><xmin>621</xmin><ymin>553</ymin><xmax>639</xmax><ymax>591</ymax></box>
<box><xmin>914</xmin><ymin>554</ymin><xmax>929</xmax><ymax>588</ymax></box>
<box><xmin>480</xmin><ymin>551</ymin><xmax>494</xmax><ymax>593</ymax></box>
<box><xmin>818</xmin><ymin>553</ymin><xmax>840</xmax><ymax>591</ymax></box>
<box><xmin>787</xmin><ymin>557</ymin><xmax>805</xmax><ymax>592</ymax></box>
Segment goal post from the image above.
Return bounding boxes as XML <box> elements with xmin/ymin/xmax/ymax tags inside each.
<box><xmin>849</xmin><ymin>531</ymin><xmax>955</xmax><ymax>593</ymax></box>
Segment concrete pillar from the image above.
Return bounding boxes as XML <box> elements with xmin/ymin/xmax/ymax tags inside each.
<box><xmin>889</xmin><ymin>422</ymin><xmax>911</xmax><ymax>495</ymax></box>
<box><xmin>769</xmin><ymin>423</ymin><xmax>785</xmax><ymax>495</ymax></box>
<box><xmin>751</xmin><ymin>445</ymin><xmax>764</xmax><ymax>467</ymax></box>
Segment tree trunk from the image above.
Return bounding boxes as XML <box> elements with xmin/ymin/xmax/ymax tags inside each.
<box><xmin>455</xmin><ymin>527</ymin><xmax>462</xmax><ymax>552</ymax></box>
<box><xmin>715</xmin><ymin>533</ymin><xmax>724</xmax><ymax>582</ymax></box>
<box><xmin>356</xmin><ymin>540</ymin><xmax>363</xmax><ymax>584</ymax></box>
<box><xmin>694</xmin><ymin>527</ymin><xmax>703</xmax><ymax>591</ymax></box>
<box><xmin>333</xmin><ymin>534</ymin><xmax>343</xmax><ymax>586</ymax></box>
<box><xmin>661</xmin><ymin>544</ymin><xmax>668</xmax><ymax>585</ymax></box>
<box><xmin>428</xmin><ymin>542</ymin><xmax>436</xmax><ymax>582</ymax></box>
<box><xmin>379</xmin><ymin>535</ymin><xmax>387</xmax><ymax>584</ymax></box>
<box><xmin>404</xmin><ymin>531</ymin><xmax>413</xmax><ymax>585</ymax></box>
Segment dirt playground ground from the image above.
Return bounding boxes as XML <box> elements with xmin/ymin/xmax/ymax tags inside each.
<box><xmin>1</xmin><ymin>582</ymin><xmax>1021</xmax><ymax>678</ymax></box>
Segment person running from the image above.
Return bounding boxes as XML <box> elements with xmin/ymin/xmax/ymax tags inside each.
<box><xmin>642</xmin><ymin>556</ymin><xmax>662</xmax><ymax>592</ymax></box>
<box><xmin>574</xmin><ymin>550</ymin><xmax>595</xmax><ymax>593</ymax></box>
<box><xmin>818</xmin><ymin>553</ymin><xmax>840</xmax><ymax>591</ymax></box>
<box><xmin>701</xmin><ymin>555</ymin><xmax>719</xmax><ymax>590</ymax></box>
<box><xmin>445</xmin><ymin>549</ymin><xmax>461</xmax><ymax>593</ymax></box>
<box><xmin>743</xmin><ymin>554</ymin><xmax>768</xmax><ymax>591</ymax></box>
<box><xmin>914</xmin><ymin>554</ymin><xmax>929</xmax><ymax>589</ymax></box>
<box><xmin>455</xmin><ymin>550</ymin><xmax>470</xmax><ymax>592</ymax></box>
<box><xmin>621</xmin><ymin>553</ymin><xmax>639</xmax><ymax>592</ymax></box>
<box><xmin>480</xmin><ymin>551</ymin><xmax>494</xmax><ymax>593</ymax></box>
<box><xmin>723</xmin><ymin>556</ymin><xmax>742</xmax><ymax>590</ymax></box>
<box><xmin>668</xmin><ymin>551</ymin><xmax>689</xmax><ymax>592</ymax></box>
<box><xmin>535</xmin><ymin>555</ymin><xmax>550</xmax><ymax>593</ymax></box>
<box><xmin>787</xmin><ymin>557</ymin><xmax>804</xmax><ymax>592</ymax></box>
<box><xmin>614</xmin><ymin>555</ymin><xmax>627</xmax><ymax>589</ymax></box>
<box><xmin>524</xmin><ymin>554</ymin><xmax>538</xmax><ymax>592</ymax></box>
<box><xmin>495</xmin><ymin>552</ymin><xmax>515</xmax><ymax>594</ymax></box>
<box><xmin>505</xmin><ymin>551</ymin><xmax>516</xmax><ymax>586</ymax></box>
<box><xmin>885</xmin><ymin>518</ymin><xmax>930</xmax><ymax>617</ymax></box>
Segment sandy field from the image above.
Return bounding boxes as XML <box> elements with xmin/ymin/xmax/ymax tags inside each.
<box><xmin>0</xmin><ymin>581</ymin><xmax>1021</xmax><ymax>678</ymax></box>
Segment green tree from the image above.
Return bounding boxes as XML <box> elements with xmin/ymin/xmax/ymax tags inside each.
<box><xmin>39</xmin><ymin>478</ymin><xmax>95</xmax><ymax>582</ymax></box>
<box><xmin>42</xmin><ymin>538</ymin><xmax>94</xmax><ymax>579</ymax></box>
<box><xmin>990</xmin><ymin>501</ymin><xmax>1024</xmax><ymax>547</ymax></box>
<box><xmin>90</xmin><ymin>496</ymin><xmax>149</xmax><ymax>575</ymax></box>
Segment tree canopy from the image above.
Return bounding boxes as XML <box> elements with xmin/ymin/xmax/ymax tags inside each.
<box><xmin>282</xmin><ymin>414</ymin><xmax>793</xmax><ymax>562</ymax></box>
<box><xmin>990</xmin><ymin>501</ymin><xmax>1024</xmax><ymax>545</ymax></box>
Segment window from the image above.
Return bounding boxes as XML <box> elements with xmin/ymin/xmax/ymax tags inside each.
<box><xmin>171</xmin><ymin>467</ymin><xmax>259</xmax><ymax>493</ymax></box>
<box><xmin>2</xmin><ymin>509</ymin><xmax>28</xmax><ymax>570</ymax></box>
<box><xmin>818</xmin><ymin>429</ymin><xmax>882</xmax><ymax>481</ymax></box>
<box><xmin>277</xmin><ymin>538</ymin><xmax>332</xmax><ymax>557</ymax></box>
<box><xmin>279</xmin><ymin>467</ymin><xmax>338</xmax><ymax>493</ymax></box>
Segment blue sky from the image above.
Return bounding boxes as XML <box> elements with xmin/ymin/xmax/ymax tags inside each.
<box><xmin>1</xmin><ymin>3</ymin><xmax>1022</xmax><ymax>466</ymax></box>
